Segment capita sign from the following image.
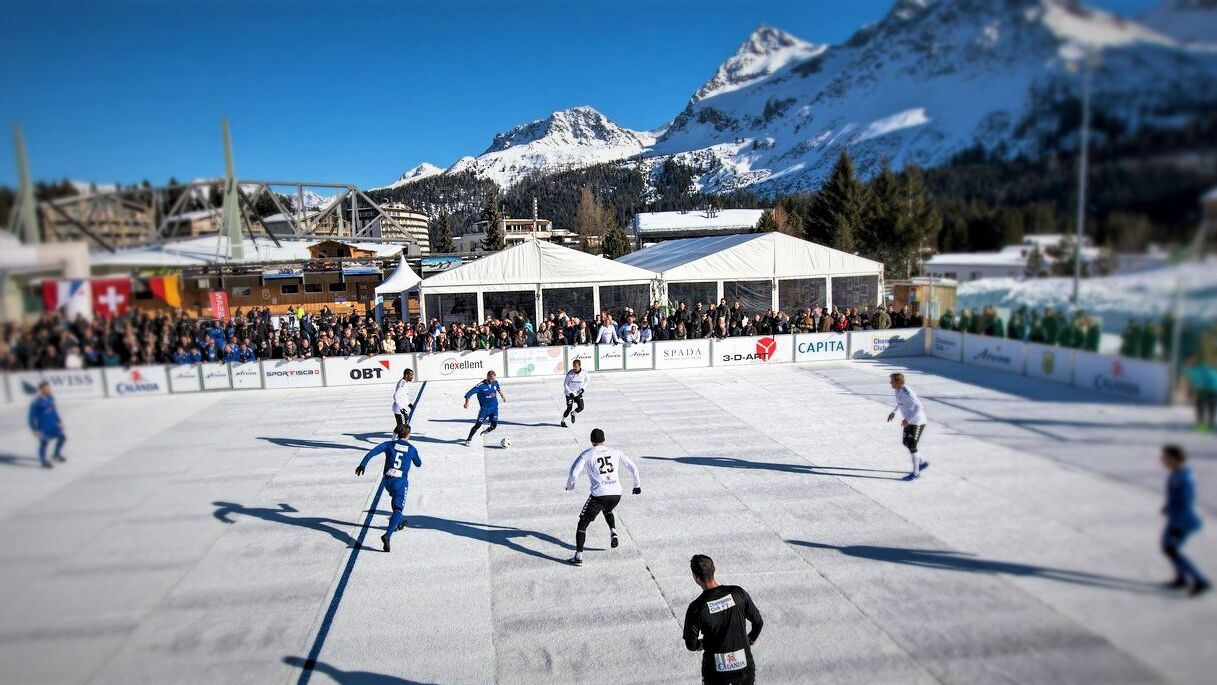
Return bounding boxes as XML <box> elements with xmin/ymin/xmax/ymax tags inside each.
<box><xmin>849</xmin><ymin>328</ymin><xmax>925</xmax><ymax>359</ymax></box>
<box><xmin>9</xmin><ymin>369</ymin><xmax>106</xmax><ymax>400</ymax></box>
<box><xmin>415</xmin><ymin>350</ymin><xmax>505</xmax><ymax>381</ymax></box>
<box><xmin>262</xmin><ymin>358</ymin><xmax>325</xmax><ymax>389</ymax></box>
<box><xmin>1073</xmin><ymin>351</ymin><xmax>1169</xmax><ymax>404</ymax></box>
<box><xmin>714</xmin><ymin>335</ymin><xmax>794</xmax><ymax>366</ymax></box>
<box><xmin>654</xmin><ymin>340</ymin><xmax>711</xmax><ymax>370</ymax></box>
<box><xmin>324</xmin><ymin>354</ymin><xmax>416</xmax><ymax>386</ymax></box>
<box><xmin>962</xmin><ymin>333</ymin><xmax>1025</xmax><ymax>374</ymax></box>
<box><xmin>104</xmin><ymin>365</ymin><xmax>169</xmax><ymax>397</ymax></box>
<box><xmin>794</xmin><ymin>333</ymin><xmax>848</xmax><ymax>362</ymax></box>
<box><xmin>930</xmin><ymin>329</ymin><xmax>963</xmax><ymax>362</ymax></box>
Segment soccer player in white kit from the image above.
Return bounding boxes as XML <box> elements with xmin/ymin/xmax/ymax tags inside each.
<box><xmin>392</xmin><ymin>368</ymin><xmax>415</xmax><ymax>431</ymax></box>
<box><xmin>561</xmin><ymin>359</ymin><xmax>589</xmax><ymax>427</ymax></box>
<box><xmin>886</xmin><ymin>372</ymin><xmax>930</xmax><ymax>481</ymax></box>
<box><xmin>565</xmin><ymin>428</ymin><xmax>641</xmax><ymax>566</ymax></box>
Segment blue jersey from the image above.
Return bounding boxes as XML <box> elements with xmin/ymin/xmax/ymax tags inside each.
<box><xmin>1166</xmin><ymin>467</ymin><xmax>1202</xmax><ymax>533</ymax></box>
<box><xmin>28</xmin><ymin>395</ymin><xmax>63</xmax><ymax>436</ymax></box>
<box><xmin>465</xmin><ymin>380</ymin><xmax>501</xmax><ymax>408</ymax></box>
<box><xmin>359</xmin><ymin>440</ymin><xmax>422</xmax><ymax>484</ymax></box>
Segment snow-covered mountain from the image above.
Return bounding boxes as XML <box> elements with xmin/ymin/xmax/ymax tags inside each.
<box><xmin>374</xmin><ymin>163</ymin><xmax>443</xmax><ymax>190</ymax></box>
<box><xmin>1141</xmin><ymin>0</ymin><xmax>1217</xmax><ymax>45</ymax></box>
<box><xmin>381</xmin><ymin>0</ymin><xmax>1217</xmax><ymax>195</ymax></box>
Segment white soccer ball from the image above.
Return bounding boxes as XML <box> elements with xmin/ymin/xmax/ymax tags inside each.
<box><xmin>500</xmin><ymin>437</ymin><xmax>511</xmax><ymax>449</ymax></box>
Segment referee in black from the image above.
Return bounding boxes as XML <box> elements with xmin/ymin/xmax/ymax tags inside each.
<box><xmin>683</xmin><ymin>554</ymin><xmax>763</xmax><ymax>684</ymax></box>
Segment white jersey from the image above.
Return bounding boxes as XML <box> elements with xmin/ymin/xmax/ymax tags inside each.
<box><xmin>563</xmin><ymin>369</ymin><xmax>589</xmax><ymax>397</ymax></box>
<box><xmin>893</xmin><ymin>386</ymin><xmax>927</xmax><ymax>425</ymax></box>
<box><xmin>392</xmin><ymin>379</ymin><xmax>414</xmax><ymax>414</ymax></box>
<box><xmin>567</xmin><ymin>445</ymin><xmax>640</xmax><ymax>497</ymax></box>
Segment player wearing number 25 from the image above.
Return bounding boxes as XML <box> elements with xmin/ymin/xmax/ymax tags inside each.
<box><xmin>356</xmin><ymin>424</ymin><xmax>421</xmax><ymax>553</ymax></box>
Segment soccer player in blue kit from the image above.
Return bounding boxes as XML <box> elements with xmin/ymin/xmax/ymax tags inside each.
<box><xmin>462</xmin><ymin>370</ymin><xmax>506</xmax><ymax>446</ymax></box>
<box><xmin>355</xmin><ymin>424</ymin><xmax>421</xmax><ymax>553</ymax></box>
<box><xmin>29</xmin><ymin>381</ymin><xmax>66</xmax><ymax>468</ymax></box>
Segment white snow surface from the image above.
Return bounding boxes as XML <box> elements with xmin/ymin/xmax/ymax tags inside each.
<box><xmin>691</xmin><ymin>25</ymin><xmax>828</xmax><ymax>102</ymax></box>
<box><xmin>1</xmin><ymin>360</ymin><xmax>1214</xmax><ymax>684</ymax></box>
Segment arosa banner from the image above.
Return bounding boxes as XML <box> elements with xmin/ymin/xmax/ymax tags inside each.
<box><xmin>930</xmin><ymin>329</ymin><xmax>964</xmax><ymax>362</ymax></box>
<box><xmin>624</xmin><ymin>342</ymin><xmax>654</xmax><ymax>370</ymax></box>
<box><xmin>961</xmin><ymin>333</ymin><xmax>1025</xmax><ymax>374</ymax></box>
<box><xmin>104</xmin><ymin>365</ymin><xmax>169</xmax><ymax>397</ymax></box>
<box><xmin>567</xmin><ymin>345</ymin><xmax>596</xmax><ymax>371</ymax></box>
<box><xmin>596</xmin><ymin>343</ymin><xmax>626</xmax><ymax>371</ymax></box>
<box><xmin>653</xmin><ymin>339</ymin><xmax>711</xmax><ymax>370</ymax></box>
<box><xmin>230</xmin><ymin>361</ymin><xmax>262</xmax><ymax>389</ymax></box>
<box><xmin>848</xmin><ymin>328</ymin><xmax>925</xmax><ymax>359</ymax></box>
<box><xmin>714</xmin><ymin>335</ymin><xmax>795</xmax><ymax>366</ymax></box>
<box><xmin>201</xmin><ymin>363</ymin><xmax>233</xmax><ymax>390</ymax></box>
<box><xmin>8</xmin><ymin>369</ymin><xmax>106</xmax><ymax>400</ymax></box>
<box><xmin>506</xmin><ymin>347</ymin><xmax>566</xmax><ymax>377</ymax></box>
<box><xmin>262</xmin><ymin>358</ymin><xmax>325</xmax><ymax>389</ymax></box>
<box><xmin>1024</xmin><ymin>343</ymin><xmax>1072</xmax><ymax>385</ymax></box>
<box><xmin>415</xmin><ymin>350</ymin><xmax>506</xmax><ymax>381</ymax></box>
<box><xmin>793</xmin><ymin>333</ymin><xmax>848</xmax><ymax>362</ymax></box>
<box><xmin>168</xmin><ymin>364</ymin><xmax>202</xmax><ymax>393</ymax></box>
<box><xmin>324</xmin><ymin>354</ymin><xmax>416</xmax><ymax>387</ymax></box>
<box><xmin>1073</xmin><ymin>351</ymin><xmax>1170</xmax><ymax>404</ymax></box>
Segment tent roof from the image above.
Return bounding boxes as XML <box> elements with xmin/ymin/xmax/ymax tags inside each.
<box><xmin>419</xmin><ymin>240</ymin><xmax>656</xmax><ymax>293</ymax></box>
<box><xmin>374</xmin><ymin>255</ymin><xmax>421</xmax><ymax>294</ymax></box>
<box><xmin>617</xmin><ymin>232</ymin><xmax>883</xmax><ymax>281</ymax></box>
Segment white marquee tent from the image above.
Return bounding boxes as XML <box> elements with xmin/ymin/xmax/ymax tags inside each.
<box><xmin>617</xmin><ymin>232</ymin><xmax>884</xmax><ymax>313</ymax></box>
<box><xmin>418</xmin><ymin>240</ymin><xmax>658</xmax><ymax>324</ymax></box>
<box><xmin>374</xmin><ymin>254</ymin><xmax>422</xmax><ymax>324</ymax></box>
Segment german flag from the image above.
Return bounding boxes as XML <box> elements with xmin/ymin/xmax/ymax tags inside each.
<box><xmin>149</xmin><ymin>274</ymin><xmax>182</xmax><ymax>308</ymax></box>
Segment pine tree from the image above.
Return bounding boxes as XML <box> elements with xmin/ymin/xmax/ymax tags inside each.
<box><xmin>435</xmin><ymin>212</ymin><xmax>455</xmax><ymax>253</ymax></box>
<box><xmin>807</xmin><ymin>150</ymin><xmax>867</xmax><ymax>253</ymax></box>
<box><xmin>480</xmin><ymin>188</ymin><xmax>505</xmax><ymax>251</ymax></box>
<box><xmin>866</xmin><ymin>160</ymin><xmax>905</xmax><ymax>273</ymax></box>
<box><xmin>757</xmin><ymin>208</ymin><xmax>778</xmax><ymax>232</ymax></box>
<box><xmin>603</xmin><ymin>224</ymin><xmax>632</xmax><ymax>259</ymax></box>
<box><xmin>575</xmin><ymin>186</ymin><xmax>609</xmax><ymax>238</ymax></box>
<box><xmin>901</xmin><ymin>165</ymin><xmax>941</xmax><ymax>275</ymax></box>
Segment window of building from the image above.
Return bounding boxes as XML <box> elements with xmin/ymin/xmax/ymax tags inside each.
<box><xmin>328</xmin><ymin>282</ymin><xmax>346</xmax><ymax>292</ymax></box>
<box><xmin>598</xmin><ymin>284</ymin><xmax>650</xmax><ymax>318</ymax></box>
<box><xmin>830</xmin><ymin>275</ymin><xmax>879</xmax><ymax>309</ymax></box>
<box><xmin>483</xmin><ymin>290</ymin><xmax>536</xmax><ymax>323</ymax></box>
<box><xmin>667</xmin><ymin>282</ymin><xmax>717</xmax><ymax>308</ymax></box>
<box><xmin>231</xmin><ymin>286</ymin><xmax>252</xmax><ymax>297</ymax></box>
<box><xmin>305</xmin><ymin>283</ymin><xmax>323</xmax><ymax>293</ymax></box>
<box><xmin>723</xmin><ymin>279</ymin><xmax>772</xmax><ymax>314</ymax></box>
<box><xmin>424</xmin><ymin>293</ymin><xmax>477</xmax><ymax>325</ymax></box>
<box><xmin>541</xmin><ymin>287</ymin><xmax>593</xmax><ymax>321</ymax></box>
<box><xmin>777</xmin><ymin>278</ymin><xmax>826</xmax><ymax>313</ymax></box>
<box><xmin>280</xmin><ymin>284</ymin><xmax>300</xmax><ymax>295</ymax></box>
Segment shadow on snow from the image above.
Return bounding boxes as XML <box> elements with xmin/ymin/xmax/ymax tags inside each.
<box><xmin>643</xmin><ymin>455</ymin><xmax>906</xmax><ymax>480</ymax></box>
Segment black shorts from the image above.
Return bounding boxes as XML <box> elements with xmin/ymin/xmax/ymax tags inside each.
<box><xmin>902</xmin><ymin>424</ymin><xmax>925</xmax><ymax>452</ymax></box>
<box><xmin>577</xmin><ymin>495</ymin><xmax>621</xmax><ymax>528</ymax></box>
<box><xmin>566</xmin><ymin>393</ymin><xmax>585</xmax><ymax>412</ymax></box>
<box><xmin>703</xmin><ymin>668</ymin><xmax>755</xmax><ymax>685</ymax></box>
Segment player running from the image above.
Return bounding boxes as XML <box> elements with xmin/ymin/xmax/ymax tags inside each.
<box><xmin>565</xmin><ymin>428</ymin><xmax>641</xmax><ymax>566</ymax></box>
<box><xmin>391</xmin><ymin>368</ymin><xmax>415</xmax><ymax>431</ymax></box>
<box><xmin>355</xmin><ymin>424</ymin><xmax>421</xmax><ymax>553</ymax></box>
<box><xmin>886</xmin><ymin>372</ymin><xmax>929</xmax><ymax>481</ymax></box>
<box><xmin>560</xmin><ymin>359</ymin><xmax>589</xmax><ymax>428</ymax></box>
<box><xmin>463</xmin><ymin>370</ymin><xmax>506</xmax><ymax>446</ymax></box>
<box><xmin>683</xmin><ymin>554</ymin><xmax>764</xmax><ymax>685</ymax></box>
<box><xmin>29</xmin><ymin>381</ymin><xmax>66</xmax><ymax>469</ymax></box>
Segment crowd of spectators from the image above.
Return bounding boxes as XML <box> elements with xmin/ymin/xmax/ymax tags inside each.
<box><xmin>938</xmin><ymin>305</ymin><xmax>1178</xmax><ymax>360</ymax></box>
<box><xmin>0</xmin><ymin>299</ymin><xmax>922</xmax><ymax>371</ymax></box>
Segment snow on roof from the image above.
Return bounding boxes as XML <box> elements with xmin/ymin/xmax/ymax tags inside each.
<box><xmin>618</xmin><ymin>232</ymin><xmax>882</xmax><ymax>280</ymax></box>
<box><xmin>164</xmin><ymin>209</ymin><xmax>220</xmax><ymax>222</ymax></box>
<box><xmin>89</xmin><ymin>235</ymin><xmax>405</xmax><ymax>270</ymax></box>
<box><xmin>632</xmin><ymin>209</ymin><xmax>766</xmax><ymax>234</ymax></box>
<box><xmin>927</xmin><ymin>251</ymin><xmax>1028</xmax><ymax>267</ymax></box>
<box><xmin>420</xmin><ymin>240</ymin><xmax>656</xmax><ymax>293</ymax></box>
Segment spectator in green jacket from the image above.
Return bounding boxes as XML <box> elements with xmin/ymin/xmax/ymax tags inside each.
<box><xmin>969</xmin><ymin>308</ymin><xmax>985</xmax><ymax>335</ymax></box>
<box><xmin>1083</xmin><ymin>316</ymin><xmax>1101</xmax><ymax>352</ymax></box>
<box><xmin>1043</xmin><ymin>308</ymin><xmax>1060</xmax><ymax>344</ymax></box>
<box><xmin>1140</xmin><ymin>322</ymin><xmax>1160</xmax><ymax>360</ymax></box>
<box><xmin>1186</xmin><ymin>357</ymin><xmax>1217</xmax><ymax>432</ymax></box>
<box><xmin>1007</xmin><ymin>310</ymin><xmax>1027</xmax><ymax>341</ymax></box>
<box><xmin>1029</xmin><ymin>315</ymin><xmax>1047</xmax><ymax>344</ymax></box>
<box><xmin>983</xmin><ymin>307</ymin><xmax>1005</xmax><ymax>338</ymax></box>
<box><xmin>1121</xmin><ymin>320</ymin><xmax>1142</xmax><ymax>357</ymax></box>
<box><xmin>1162</xmin><ymin>313</ymin><xmax>1176</xmax><ymax>362</ymax></box>
<box><xmin>938</xmin><ymin>309</ymin><xmax>956</xmax><ymax>331</ymax></box>
<box><xmin>957</xmin><ymin>309</ymin><xmax>972</xmax><ymax>335</ymax></box>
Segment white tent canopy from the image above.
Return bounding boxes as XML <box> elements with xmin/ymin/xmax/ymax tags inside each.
<box><xmin>374</xmin><ymin>255</ymin><xmax>421</xmax><ymax>294</ymax></box>
<box><xmin>617</xmin><ymin>232</ymin><xmax>885</xmax><ymax>312</ymax></box>
<box><xmin>418</xmin><ymin>240</ymin><xmax>658</xmax><ymax>323</ymax></box>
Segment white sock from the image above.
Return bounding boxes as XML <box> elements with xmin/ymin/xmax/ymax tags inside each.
<box><xmin>910</xmin><ymin>453</ymin><xmax>920</xmax><ymax>475</ymax></box>
<box><xmin>610</xmin><ymin>528</ymin><xmax>617</xmax><ymax>536</ymax></box>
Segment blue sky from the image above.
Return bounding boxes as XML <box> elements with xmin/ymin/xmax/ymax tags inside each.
<box><xmin>0</xmin><ymin>0</ymin><xmax>1158</xmax><ymax>189</ymax></box>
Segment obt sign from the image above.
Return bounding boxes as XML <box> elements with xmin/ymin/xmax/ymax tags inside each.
<box><xmin>350</xmin><ymin>367</ymin><xmax>385</xmax><ymax>381</ymax></box>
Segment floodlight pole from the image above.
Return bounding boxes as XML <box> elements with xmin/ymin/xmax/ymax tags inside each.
<box><xmin>10</xmin><ymin>123</ymin><xmax>39</xmax><ymax>244</ymax></box>
<box><xmin>221</xmin><ymin>117</ymin><xmax>244</xmax><ymax>261</ymax></box>
<box><xmin>1071</xmin><ymin>56</ymin><xmax>1095</xmax><ymax>306</ymax></box>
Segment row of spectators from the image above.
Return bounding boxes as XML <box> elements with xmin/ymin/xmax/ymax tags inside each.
<box><xmin>938</xmin><ymin>305</ymin><xmax>1177</xmax><ymax>360</ymax></box>
<box><xmin>1</xmin><ymin>299</ymin><xmax>922</xmax><ymax>370</ymax></box>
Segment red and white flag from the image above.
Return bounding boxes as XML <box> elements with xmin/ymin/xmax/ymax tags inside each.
<box><xmin>91</xmin><ymin>277</ymin><xmax>132</xmax><ymax>317</ymax></box>
<box><xmin>41</xmin><ymin>279</ymin><xmax>92</xmax><ymax>319</ymax></box>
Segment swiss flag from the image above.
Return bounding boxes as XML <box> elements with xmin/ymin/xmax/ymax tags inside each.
<box><xmin>91</xmin><ymin>277</ymin><xmax>132</xmax><ymax>317</ymax></box>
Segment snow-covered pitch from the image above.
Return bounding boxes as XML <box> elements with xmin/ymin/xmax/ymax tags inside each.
<box><xmin>0</xmin><ymin>358</ymin><xmax>1214</xmax><ymax>684</ymax></box>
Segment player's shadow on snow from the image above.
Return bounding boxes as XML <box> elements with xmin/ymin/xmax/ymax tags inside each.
<box><xmin>428</xmin><ymin>418</ymin><xmax>562</xmax><ymax>428</ymax></box>
<box><xmin>392</xmin><ymin>514</ymin><xmax>593</xmax><ymax>563</ymax></box>
<box><xmin>0</xmin><ymin>453</ymin><xmax>43</xmax><ymax>468</ymax></box>
<box><xmin>283</xmin><ymin>656</ymin><xmax>435</xmax><ymax>684</ymax></box>
<box><xmin>260</xmin><ymin>431</ymin><xmax>453</xmax><ymax>450</ymax></box>
<box><xmin>213</xmin><ymin>501</ymin><xmax>359</xmax><ymax>547</ymax></box>
<box><xmin>643</xmin><ymin>455</ymin><xmax>906</xmax><ymax>480</ymax></box>
<box><xmin>789</xmin><ymin>541</ymin><xmax>1158</xmax><ymax>593</ymax></box>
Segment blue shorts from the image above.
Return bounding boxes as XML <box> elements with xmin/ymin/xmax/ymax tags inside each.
<box><xmin>477</xmin><ymin>406</ymin><xmax>499</xmax><ymax>422</ymax></box>
<box><xmin>384</xmin><ymin>477</ymin><xmax>409</xmax><ymax>512</ymax></box>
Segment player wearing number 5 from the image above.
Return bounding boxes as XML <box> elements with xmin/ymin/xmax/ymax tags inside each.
<box><xmin>356</xmin><ymin>424</ymin><xmax>421</xmax><ymax>553</ymax></box>
<box><xmin>565</xmin><ymin>428</ymin><xmax>641</xmax><ymax>566</ymax></box>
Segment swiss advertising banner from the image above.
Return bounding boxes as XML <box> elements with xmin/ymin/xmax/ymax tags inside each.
<box><xmin>930</xmin><ymin>329</ymin><xmax>964</xmax><ymax>362</ymax></box>
<box><xmin>324</xmin><ymin>354</ymin><xmax>416</xmax><ymax>387</ymax></box>
<box><xmin>167</xmin><ymin>364</ymin><xmax>202</xmax><ymax>393</ymax></box>
<box><xmin>505</xmin><ymin>347</ymin><xmax>566</xmax><ymax>377</ymax></box>
<box><xmin>624</xmin><ymin>342</ymin><xmax>655</xmax><ymax>371</ymax></box>
<box><xmin>1073</xmin><ymin>351</ymin><xmax>1170</xmax><ymax>404</ymax></box>
<box><xmin>104</xmin><ymin>365</ymin><xmax>170</xmax><ymax>397</ymax></box>
<box><xmin>713</xmin><ymin>335</ymin><xmax>794</xmax><ymax>367</ymax></box>
<box><xmin>230</xmin><ymin>361</ymin><xmax>263</xmax><ymax>389</ymax></box>
<box><xmin>262</xmin><ymin>358</ymin><xmax>325</xmax><ymax>389</ymax></box>
<box><xmin>793</xmin><ymin>333</ymin><xmax>848</xmax><ymax>362</ymax></box>
<box><xmin>8</xmin><ymin>369</ymin><xmax>106</xmax><ymax>400</ymax></box>
<box><xmin>653</xmin><ymin>340</ymin><xmax>712</xmax><ymax>370</ymax></box>
<box><xmin>596</xmin><ymin>343</ymin><xmax>625</xmax><ymax>371</ymax></box>
<box><xmin>961</xmin><ymin>333</ymin><xmax>1025</xmax><ymax>374</ymax></box>
<box><xmin>415</xmin><ymin>350</ymin><xmax>506</xmax><ymax>381</ymax></box>
<box><xmin>1024</xmin><ymin>343</ymin><xmax>1073</xmax><ymax>385</ymax></box>
<box><xmin>848</xmin><ymin>328</ymin><xmax>925</xmax><ymax>359</ymax></box>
